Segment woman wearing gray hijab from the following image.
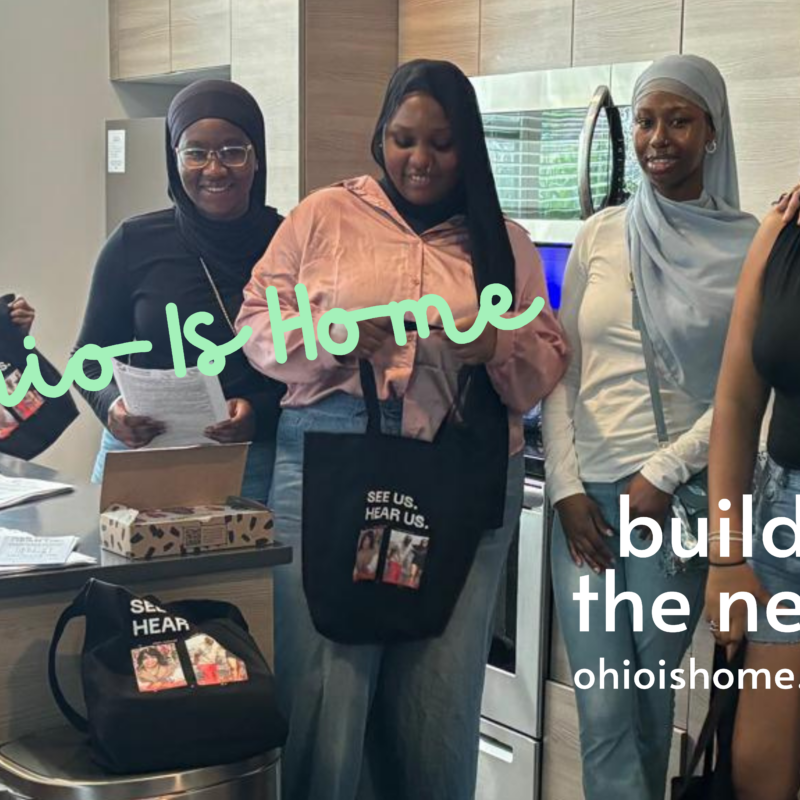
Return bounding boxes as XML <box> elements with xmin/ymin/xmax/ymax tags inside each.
<box><xmin>543</xmin><ymin>54</ymin><xmax>758</xmax><ymax>800</ymax></box>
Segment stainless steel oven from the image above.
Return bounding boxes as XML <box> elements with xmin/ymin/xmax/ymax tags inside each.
<box><xmin>471</xmin><ymin>61</ymin><xmax>649</xmax><ymax>246</ymax></box>
<box><xmin>478</xmin><ymin>478</ymin><xmax>548</xmax><ymax>796</ymax></box>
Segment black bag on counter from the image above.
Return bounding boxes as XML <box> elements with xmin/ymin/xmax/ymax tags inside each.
<box><xmin>0</xmin><ymin>294</ymin><xmax>78</xmax><ymax>460</ymax></box>
<box><xmin>671</xmin><ymin>642</ymin><xmax>747</xmax><ymax>800</ymax></box>
<box><xmin>48</xmin><ymin>579</ymin><xmax>287</xmax><ymax>774</ymax></box>
<box><xmin>301</xmin><ymin>360</ymin><xmax>509</xmax><ymax>645</ymax></box>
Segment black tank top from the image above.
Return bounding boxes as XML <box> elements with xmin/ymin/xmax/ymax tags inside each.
<box><xmin>752</xmin><ymin>219</ymin><xmax>800</xmax><ymax>469</ymax></box>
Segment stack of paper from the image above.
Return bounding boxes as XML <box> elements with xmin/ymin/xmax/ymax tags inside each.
<box><xmin>0</xmin><ymin>474</ymin><xmax>74</xmax><ymax>511</ymax></box>
<box><xmin>0</xmin><ymin>528</ymin><xmax>95</xmax><ymax>574</ymax></box>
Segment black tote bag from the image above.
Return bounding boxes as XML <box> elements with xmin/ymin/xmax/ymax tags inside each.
<box><xmin>301</xmin><ymin>360</ymin><xmax>509</xmax><ymax>645</ymax></box>
<box><xmin>49</xmin><ymin>578</ymin><xmax>287</xmax><ymax>774</ymax></box>
<box><xmin>671</xmin><ymin>642</ymin><xmax>747</xmax><ymax>800</ymax></box>
<box><xmin>0</xmin><ymin>294</ymin><xmax>78</xmax><ymax>460</ymax></box>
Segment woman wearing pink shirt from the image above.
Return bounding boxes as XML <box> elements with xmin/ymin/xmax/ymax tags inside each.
<box><xmin>237</xmin><ymin>59</ymin><xmax>568</xmax><ymax>800</ymax></box>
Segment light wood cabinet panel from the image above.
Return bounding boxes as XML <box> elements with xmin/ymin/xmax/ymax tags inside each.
<box><xmin>572</xmin><ymin>0</ymin><xmax>681</xmax><ymax>68</ymax></box>
<box><xmin>480</xmin><ymin>0</ymin><xmax>572</xmax><ymax>76</ymax></box>
<box><xmin>541</xmin><ymin>680</ymin><xmax>685</xmax><ymax>800</ymax></box>
<box><xmin>683</xmin><ymin>0</ymin><xmax>800</xmax><ymax>82</ymax></box>
<box><xmin>232</xmin><ymin>0</ymin><xmax>302</xmax><ymax>214</ymax></box>
<box><xmin>305</xmin><ymin>0</ymin><xmax>398</xmax><ymax>193</ymax></box>
<box><xmin>114</xmin><ymin>0</ymin><xmax>171</xmax><ymax>80</ymax></box>
<box><xmin>399</xmin><ymin>0</ymin><xmax>479</xmax><ymax>77</ymax></box>
<box><xmin>727</xmin><ymin>78</ymin><xmax>800</xmax><ymax>218</ymax></box>
<box><xmin>171</xmin><ymin>0</ymin><xmax>231</xmax><ymax>73</ymax></box>
<box><xmin>232</xmin><ymin>0</ymin><xmax>398</xmax><ymax>213</ymax></box>
<box><xmin>682</xmin><ymin>0</ymin><xmax>800</xmax><ymax>216</ymax></box>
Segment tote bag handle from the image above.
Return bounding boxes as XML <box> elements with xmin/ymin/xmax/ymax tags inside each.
<box><xmin>47</xmin><ymin>582</ymin><xmax>91</xmax><ymax>733</ymax></box>
<box><xmin>674</xmin><ymin>641</ymin><xmax>747</xmax><ymax>797</ymax></box>
<box><xmin>357</xmin><ymin>359</ymin><xmax>481</xmax><ymax>438</ymax></box>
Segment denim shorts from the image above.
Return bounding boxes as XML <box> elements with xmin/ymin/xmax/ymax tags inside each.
<box><xmin>749</xmin><ymin>455</ymin><xmax>800</xmax><ymax>644</ymax></box>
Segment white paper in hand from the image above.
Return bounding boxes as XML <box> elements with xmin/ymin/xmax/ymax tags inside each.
<box><xmin>112</xmin><ymin>361</ymin><xmax>229</xmax><ymax>448</ymax></box>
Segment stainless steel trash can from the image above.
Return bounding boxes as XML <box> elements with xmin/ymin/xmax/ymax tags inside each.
<box><xmin>0</xmin><ymin>726</ymin><xmax>280</xmax><ymax>799</ymax></box>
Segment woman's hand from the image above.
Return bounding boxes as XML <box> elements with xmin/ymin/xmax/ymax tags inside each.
<box><xmin>9</xmin><ymin>296</ymin><xmax>35</xmax><ymax>334</ymax></box>
<box><xmin>555</xmin><ymin>493</ymin><xmax>615</xmax><ymax>573</ymax></box>
<box><xmin>705</xmin><ymin>564</ymin><xmax>771</xmax><ymax>659</ymax></box>
<box><xmin>449</xmin><ymin>313</ymin><xmax>497</xmax><ymax>365</ymax></box>
<box><xmin>351</xmin><ymin>319</ymin><xmax>394</xmax><ymax>360</ymax></box>
<box><xmin>204</xmin><ymin>398</ymin><xmax>256</xmax><ymax>444</ymax></box>
<box><xmin>108</xmin><ymin>399</ymin><xmax>165</xmax><ymax>448</ymax></box>
<box><xmin>774</xmin><ymin>184</ymin><xmax>800</xmax><ymax>224</ymax></box>
<box><xmin>627</xmin><ymin>472</ymin><xmax>672</xmax><ymax>537</ymax></box>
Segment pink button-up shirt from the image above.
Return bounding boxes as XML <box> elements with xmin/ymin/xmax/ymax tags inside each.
<box><xmin>237</xmin><ymin>176</ymin><xmax>568</xmax><ymax>454</ymax></box>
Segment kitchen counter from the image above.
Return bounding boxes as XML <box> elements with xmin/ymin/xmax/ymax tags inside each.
<box><xmin>0</xmin><ymin>455</ymin><xmax>292</xmax><ymax>599</ymax></box>
<box><xmin>0</xmin><ymin>455</ymin><xmax>290</xmax><ymax>744</ymax></box>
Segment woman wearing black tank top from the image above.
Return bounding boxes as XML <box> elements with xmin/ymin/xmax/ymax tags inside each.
<box><xmin>706</xmin><ymin>206</ymin><xmax>800</xmax><ymax>800</ymax></box>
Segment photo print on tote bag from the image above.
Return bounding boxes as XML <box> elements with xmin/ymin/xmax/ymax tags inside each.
<box><xmin>131</xmin><ymin>642</ymin><xmax>188</xmax><ymax>693</ymax></box>
<box><xmin>186</xmin><ymin>634</ymin><xmax>249</xmax><ymax>686</ymax></box>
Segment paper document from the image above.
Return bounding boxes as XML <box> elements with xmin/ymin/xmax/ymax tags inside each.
<box><xmin>0</xmin><ymin>528</ymin><xmax>78</xmax><ymax>566</ymax></box>
<box><xmin>0</xmin><ymin>552</ymin><xmax>97</xmax><ymax>575</ymax></box>
<box><xmin>113</xmin><ymin>362</ymin><xmax>229</xmax><ymax>448</ymax></box>
<box><xmin>0</xmin><ymin>474</ymin><xmax>74</xmax><ymax>510</ymax></box>
<box><xmin>0</xmin><ymin>528</ymin><xmax>95</xmax><ymax>574</ymax></box>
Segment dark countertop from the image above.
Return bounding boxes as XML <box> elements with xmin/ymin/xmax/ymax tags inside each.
<box><xmin>0</xmin><ymin>455</ymin><xmax>292</xmax><ymax>600</ymax></box>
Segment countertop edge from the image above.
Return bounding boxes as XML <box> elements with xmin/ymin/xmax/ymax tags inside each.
<box><xmin>0</xmin><ymin>543</ymin><xmax>293</xmax><ymax>600</ymax></box>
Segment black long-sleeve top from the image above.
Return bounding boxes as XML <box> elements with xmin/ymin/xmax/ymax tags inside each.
<box><xmin>74</xmin><ymin>209</ymin><xmax>284</xmax><ymax>441</ymax></box>
<box><xmin>753</xmin><ymin>218</ymin><xmax>800</xmax><ymax>469</ymax></box>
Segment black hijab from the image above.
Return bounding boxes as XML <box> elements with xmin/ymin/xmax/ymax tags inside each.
<box><xmin>371</xmin><ymin>60</ymin><xmax>516</xmax><ymax>305</ymax></box>
<box><xmin>166</xmin><ymin>79</ymin><xmax>282</xmax><ymax>280</ymax></box>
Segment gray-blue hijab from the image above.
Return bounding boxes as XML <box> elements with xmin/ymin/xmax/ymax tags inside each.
<box><xmin>626</xmin><ymin>54</ymin><xmax>758</xmax><ymax>403</ymax></box>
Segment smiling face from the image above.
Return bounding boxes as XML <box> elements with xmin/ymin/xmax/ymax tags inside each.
<box><xmin>633</xmin><ymin>91</ymin><xmax>715</xmax><ymax>202</ymax></box>
<box><xmin>382</xmin><ymin>92</ymin><xmax>460</xmax><ymax>206</ymax></box>
<box><xmin>176</xmin><ymin>118</ymin><xmax>256</xmax><ymax>221</ymax></box>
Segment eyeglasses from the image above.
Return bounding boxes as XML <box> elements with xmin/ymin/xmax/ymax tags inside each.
<box><xmin>176</xmin><ymin>144</ymin><xmax>253</xmax><ymax>170</ymax></box>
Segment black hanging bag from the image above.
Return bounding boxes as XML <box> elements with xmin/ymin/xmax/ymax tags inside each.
<box><xmin>0</xmin><ymin>294</ymin><xmax>78</xmax><ymax>460</ymax></box>
<box><xmin>671</xmin><ymin>642</ymin><xmax>747</xmax><ymax>799</ymax></box>
<box><xmin>301</xmin><ymin>360</ymin><xmax>509</xmax><ymax>645</ymax></box>
<box><xmin>48</xmin><ymin>578</ymin><xmax>287</xmax><ymax>774</ymax></box>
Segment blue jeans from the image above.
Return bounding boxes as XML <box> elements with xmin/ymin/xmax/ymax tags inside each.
<box><xmin>550</xmin><ymin>477</ymin><xmax>707</xmax><ymax>800</ymax></box>
<box><xmin>269</xmin><ymin>392</ymin><xmax>523</xmax><ymax>800</ymax></box>
<box><xmin>91</xmin><ymin>428</ymin><xmax>276</xmax><ymax>504</ymax></box>
<box><xmin>749</xmin><ymin>455</ymin><xmax>800</xmax><ymax>644</ymax></box>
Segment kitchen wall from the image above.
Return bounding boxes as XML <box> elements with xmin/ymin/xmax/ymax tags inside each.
<box><xmin>0</xmin><ymin>0</ymin><xmax>177</xmax><ymax>478</ymax></box>
<box><xmin>399</xmin><ymin>0</ymin><xmax>800</xmax><ymax>216</ymax></box>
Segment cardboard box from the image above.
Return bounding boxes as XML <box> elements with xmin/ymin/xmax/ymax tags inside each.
<box><xmin>99</xmin><ymin>444</ymin><xmax>274</xmax><ymax>560</ymax></box>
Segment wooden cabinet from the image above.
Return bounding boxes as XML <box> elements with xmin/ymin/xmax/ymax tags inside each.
<box><xmin>232</xmin><ymin>0</ymin><xmax>301</xmax><ymax>214</ymax></box>
<box><xmin>110</xmin><ymin>0</ymin><xmax>170</xmax><ymax>80</ymax></box>
<box><xmin>233</xmin><ymin>0</ymin><xmax>399</xmax><ymax>214</ymax></box>
<box><xmin>480</xmin><ymin>0</ymin><xmax>572</xmax><ymax>75</ymax></box>
<box><xmin>572</xmin><ymin>0</ymin><xmax>681</xmax><ymax>67</ymax></box>
<box><xmin>399</xmin><ymin>0</ymin><xmax>480</xmax><ymax>77</ymax></box>
<box><xmin>171</xmin><ymin>0</ymin><xmax>231</xmax><ymax>73</ymax></box>
<box><xmin>683</xmin><ymin>0</ymin><xmax>800</xmax><ymax>215</ymax></box>
<box><xmin>305</xmin><ymin>0</ymin><xmax>398</xmax><ymax>193</ymax></box>
<box><xmin>110</xmin><ymin>0</ymin><xmax>232</xmax><ymax>80</ymax></box>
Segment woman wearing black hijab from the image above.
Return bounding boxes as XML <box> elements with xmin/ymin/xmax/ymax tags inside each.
<box><xmin>74</xmin><ymin>80</ymin><xmax>283</xmax><ymax>501</ymax></box>
<box><xmin>237</xmin><ymin>60</ymin><xmax>567</xmax><ymax>800</ymax></box>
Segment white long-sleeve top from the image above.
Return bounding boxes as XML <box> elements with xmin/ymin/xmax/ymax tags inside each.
<box><xmin>542</xmin><ymin>205</ymin><xmax>712</xmax><ymax>505</ymax></box>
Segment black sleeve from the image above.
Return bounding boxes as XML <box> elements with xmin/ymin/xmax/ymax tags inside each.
<box><xmin>72</xmin><ymin>225</ymin><xmax>134</xmax><ymax>426</ymax></box>
<box><xmin>247</xmin><ymin>378</ymin><xmax>286</xmax><ymax>442</ymax></box>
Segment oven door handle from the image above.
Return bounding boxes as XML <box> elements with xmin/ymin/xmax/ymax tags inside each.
<box><xmin>578</xmin><ymin>84</ymin><xmax>629</xmax><ymax>220</ymax></box>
